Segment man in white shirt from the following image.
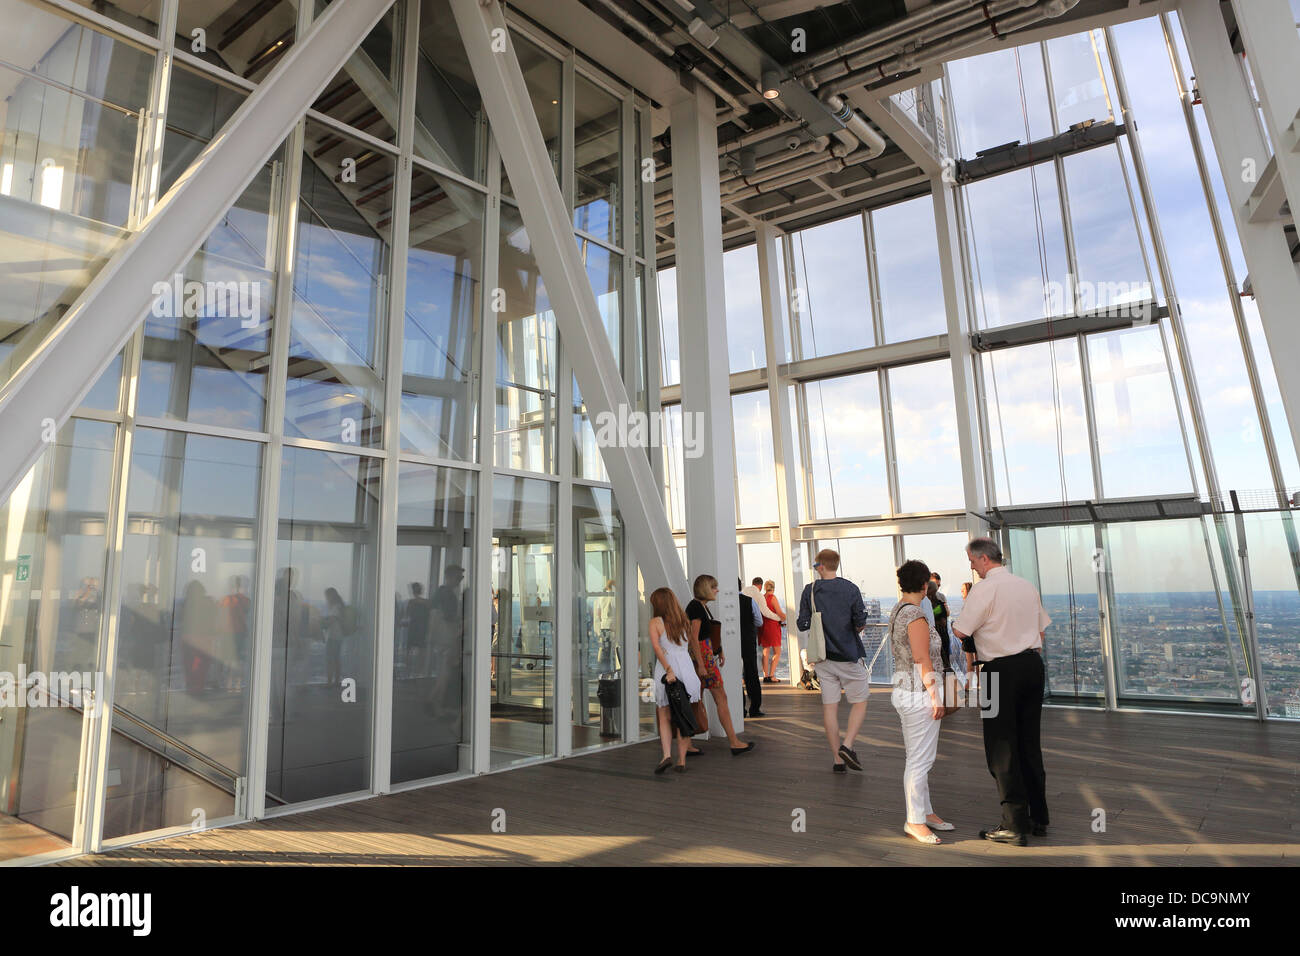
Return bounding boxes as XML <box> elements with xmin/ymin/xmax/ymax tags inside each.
<box><xmin>951</xmin><ymin>537</ymin><xmax>1051</xmax><ymax>847</ymax></box>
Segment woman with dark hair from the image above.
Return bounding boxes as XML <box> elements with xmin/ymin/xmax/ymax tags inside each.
<box><xmin>889</xmin><ymin>559</ymin><xmax>951</xmax><ymax>845</ymax></box>
<box><xmin>649</xmin><ymin>587</ymin><xmax>702</xmax><ymax>773</ymax></box>
<box><xmin>684</xmin><ymin>575</ymin><xmax>755</xmax><ymax>756</ymax></box>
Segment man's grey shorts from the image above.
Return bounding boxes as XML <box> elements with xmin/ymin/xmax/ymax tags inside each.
<box><xmin>816</xmin><ymin>659</ymin><xmax>870</xmax><ymax>704</ymax></box>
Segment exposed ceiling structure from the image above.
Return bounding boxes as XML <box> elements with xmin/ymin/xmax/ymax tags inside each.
<box><xmin>568</xmin><ymin>0</ymin><xmax>1176</xmax><ymax>256</ymax></box>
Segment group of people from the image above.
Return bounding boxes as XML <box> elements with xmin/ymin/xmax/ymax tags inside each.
<box><xmin>647</xmin><ymin>537</ymin><xmax>1053</xmax><ymax>848</ymax></box>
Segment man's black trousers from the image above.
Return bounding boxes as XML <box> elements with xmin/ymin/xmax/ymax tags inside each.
<box><xmin>979</xmin><ymin>649</ymin><xmax>1048</xmax><ymax>833</ymax></box>
<box><xmin>740</xmin><ymin>637</ymin><xmax>762</xmax><ymax>713</ymax></box>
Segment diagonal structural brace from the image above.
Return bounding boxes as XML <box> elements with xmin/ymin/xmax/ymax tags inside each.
<box><xmin>448</xmin><ymin>0</ymin><xmax>688</xmax><ymax>597</ymax></box>
<box><xmin>0</xmin><ymin>0</ymin><xmax>396</xmax><ymax>506</ymax></box>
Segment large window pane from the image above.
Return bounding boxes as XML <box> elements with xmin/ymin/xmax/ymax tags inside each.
<box><xmin>983</xmin><ymin>340</ymin><xmax>1094</xmax><ymax>505</ymax></box>
<box><xmin>401</xmin><ymin>170</ymin><xmax>483</xmax><ymax>461</ymax></box>
<box><xmin>802</xmin><ymin>373</ymin><xmax>889</xmax><ymax>520</ymax></box>
<box><xmin>310</xmin><ymin>4</ymin><xmax>401</xmax><ymax>145</ymax></box>
<box><xmin>497</xmin><ymin>201</ymin><xmax>557</xmax><ymax>472</ymax></box>
<box><xmin>732</xmin><ymin>391</ymin><xmax>778</xmax><ymax>526</ymax></box>
<box><xmin>662</xmin><ymin>403</ymin><xmax>685</xmax><ymax>531</ymax></box>
<box><xmin>491</xmin><ymin>475</ymin><xmax>555</xmax><ymax>767</ymax></box>
<box><xmin>874</xmin><ymin>195</ymin><xmax>946</xmax><ymax>343</ymax></box>
<box><xmin>1024</xmin><ymin>524</ymin><xmax>1105</xmax><ymax>699</ymax></box>
<box><xmin>947</xmin><ymin>45</ymin><xmax>1052</xmax><ymax>155</ymax></box>
<box><xmin>285</xmin><ymin>123</ymin><xmax>393</xmax><ymax>447</ymax></box>
<box><xmin>0</xmin><ymin>419</ymin><xmax>114</xmax><ymax>858</ymax></box>
<box><xmin>573</xmin><ymin>74</ymin><xmax>621</xmax><ymax>245</ymax></box>
<box><xmin>889</xmin><ymin>360</ymin><xmax>962</xmax><ymax>513</ymax></box>
<box><xmin>816</xmin><ymin>536</ymin><xmax>895</xmax><ymax>682</ymax></box>
<box><xmin>724</xmin><ymin>244</ymin><xmax>765</xmax><ymax>372</ymax></box>
<box><xmin>1061</xmin><ymin>146</ymin><xmax>1152</xmax><ymax>311</ymax></box>
<box><xmin>0</xmin><ymin>5</ymin><xmax>153</xmax><ymax>390</ymax></box>
<box><xmin>788</xmin><ymin>215</ymin><xmax>873</xmax><ymax>357</ymax></box>
<box><xmin>1045</xmin><ymin>31</ymin><xmax>1115</xmax><ymax>130</ymax></box>
<box><xmin>415</xmin><ymin>0</ymin><xmax>487</xmax><ymax>182</ymax></box>
<box><xmin>106</xmin><ymin>430</ymin><xmax>261</xmax><ymax>839</ymax></box>
<box><xmin>503</xmin><ymin>33</ymin><xmax>561</xmax><ymax>197</ymax></box>
<box><xmin>1236</xmin><ymin>512</ymin><xmax>1300</xmax><ymax>717</ymax></box>
<box><xmin>392</xmin><ymin>463</ymin><xmax>475</xmax><ymax>784</ymax></box>
<box><xmin>1105</xmin><ymin>519</ymin><xmax>1244</xmax><ymax>704</ymax></box>
<box><xmin>140</xmin><ymin>66</ymin><xmax>279</xmax><ymax>432</ymax></box>
<box><xmin>1087</xmin><ymin>326</ymin><xmax>1192</xmax><ymax>497</ymax></box>
<box><xmin>656</xmin><ymin>266</ymin><xmax>679</xmax><ymax>386</ymax></box>
<box><xmin>268</xmin><ymin>447</ymin><xmax>379</xmax><ymax>804</ymax></box>
<box><xmin>572</xmin><ymin>487</ymin><xmax>621</xmax><ymax>750</ymax></box>
<box><xmin>962</xmin><ymin>165</ymin><xmax>1069</xmax><ymax>328</ymax></box>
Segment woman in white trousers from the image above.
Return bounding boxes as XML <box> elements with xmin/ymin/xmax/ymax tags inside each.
<box><xmin>888</xmin><ymin>559</ymin><xmax>952</xmax><ymax>845</ymax></box>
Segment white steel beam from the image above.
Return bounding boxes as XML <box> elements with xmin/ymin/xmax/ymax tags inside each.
<box><xmin>0</xmin><ymin>0</ymin><xmax>397</xmax><ymax>508</ymax></box>
<box><xmin>1231</xmin><ymin>0</ymin><xmax>1300</xmax><ymax>226</ymax></box>
<box><xmin>755</xmin><ymin>223</ymin><xmax>804</xmax><ymax>688</ymax></box>
<box><xmin>671</xmin><ymin>81</ymin><xmax>744</xmax><ymax>734</ymax></box>
<box><xmin>448</xmin><ymin>1</ymin><xmax>688</xmax><ymax>611</ymax></box>
<box><xmin>1181</xmin><ymin>0</ymin><xmax>1300</xmax><ymax>466</ymax></box>
<box><xmin>932</xmin><ymin>177</ymin><xmax>988</xmax><ymax>535</ymax></box>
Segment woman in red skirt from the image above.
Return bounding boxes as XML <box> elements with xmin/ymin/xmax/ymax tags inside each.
<box><xmin>760</xmin><ymin>579</ymin><xmax>786</xmax><ymax>682</ymax></box>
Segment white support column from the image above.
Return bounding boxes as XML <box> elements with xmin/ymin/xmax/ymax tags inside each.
<box><xmin>0</xmin><ymin>0</ymin><xmax>397</xmax><ymax>510</ymax></box>
<box><xmin>371</xmin><ymin>0</ymin><xmax>420</xmax><ymax>796</ymax></box>
<box><xmin>1231</xmin><ymin>0</ymin><xmax>1300</xmax><ymax>221</ymax></box>
<box><xmin>448</xmin><ymin>1</ymin><xmax>687</xmax><ymax>606</ymax></box>
<box><xmin>756</xmin><ymin>223</ymin><xmax>802</xmax><ymax>687</ymax></box>
<box><xmin>931</xmin><ymin>177</ymin><xmax>988</xmax><ymax>536</ymax></box>
<box><xmin>1182</xmin><ymin>0</ymin><xmax>1300</xmax><ymax>465</ymax></box>
<box><xmin>671</xmin><ymin>82</ymin><xmax>743</xmax><ymax>734</ymax></box>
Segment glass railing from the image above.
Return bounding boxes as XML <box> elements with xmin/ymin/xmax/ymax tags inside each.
<box><xmin>999</xmin><ymin>491</ymin><xmax>1300</xmax><ymax>718</ymax></box>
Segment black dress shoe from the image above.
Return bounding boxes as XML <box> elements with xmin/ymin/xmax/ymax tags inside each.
<box><xmin>1031</xmin><ymin>823</ymin><xmax>1047</xmax><ymax>837</ymax></box>
<box><xmin>748</xmin><ymin>709</ymin><xmax>766</xmax><ymax>718</ymax></box>
<box><xmin>832</xmin><ymin>762</ymin><xmax>847</xmax><ymax>773</ymax></box>
<box><xmin>979</xmin><ymin>826</ymin><xmax>1028</xmax><ymax>846</ymax></box>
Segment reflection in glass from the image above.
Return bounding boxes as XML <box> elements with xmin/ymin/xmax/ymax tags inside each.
<box><xmin>962</xmin><ymin>165</ymin><xmax>1069</xmax><ymax>328</ymax></box>
<box><xmin>392</xmin><ymin>463</ymin><xmax>475</xmax><ymax>784</ymax></box>
<box><xmin>983</xmin><ymin>340</ymin><xmax>1094</xmax><ymax>505</ymax></box>
<box><xmin>268</xmin><ymin>447</ymin><xmax>379</xmax><ymax>804</ymax></box>
<box><xmin>177</xmin><ymin>0</ymin><xmax>297</xmax><ymax>81</ymax></box>
<box><xmin>873</xmin><ymin>195</ymin><xmax>945</xmax><ymax>343</ymax></box>
<box><xmin>572</xmin><ymin>487</ymin><xmax>621</xmax><ymax>750</ymax></box>
<box><xmin>1086</xmin><ymin>326</ymin><xmax>1191</xmax><ymax>497</ymax></box>
<box><xmin>401</xmin><ymin>170</ymin><xmax>483</xmax><ymax>461</ymax></box>
<box><xmin>415</xmin><ymin>0</ymin><xmax>487</xmax><ymax>181</ymax></box>
<box><xmin>801</xmin><ymin>373</ymin><xmax>888</xmax><ymax>520</ymax></box>
<box><xmin>106</xmin><ymin>429</ymin><xmax>261</xmax><ymax>838</ymax></box>
<box><xmin>788</xmin><ymin>216</ymin><xmax>873</xmax><ymax>357</ymax></box>
<box><xmin>889</xmin><ymin>360</ymin><xmax>962</xmax><ymax>513</ymax></box>
<box><xmin>140</xmin><ymin>67</ymin><xmax>279</xmax><ymax>432</ymax></box>
<box><xmin>496</xmin><ymin>202</ymin><xmax>557</xmax><ymax>472</ymax></box>
<box><xmin>310</xmin><ymin>4</ymin><xmax>402</xmax><ymax>144</ymax></box>
<box><xmin>732</xmin><ymin>391</ymin><xmax>778</xmax><ymax>527</ymax></box>
<box><xmin>0</xmin><ymin>419</ymin><xmax>114</xmax><ymax>858</ymax></box>
<box><xmin>491</xmin><ymin>475</ymin><xmax>555</xmax><ymax>767</ymax></box>
<box><xmin>573</xmin><ymin>74</ymin><xmax>621</xmax><ymax>245</ymax></box>
<box><xmin>284</xmin><ymin>123</ymin><xmax>392</xmax><ymax>447</ymax></box>
<box><xmin>504</xmin><ymin>33</ymin><xmax>561</xmax><ymax>196</ymax></box>
<box><xmin>0</xmin><ymin>8</ymin><xmax>152</xmax><ymax>390</ymax></box>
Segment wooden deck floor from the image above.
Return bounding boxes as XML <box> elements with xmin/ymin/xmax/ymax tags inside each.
<box><xmin>60</xmin><ymin>686</ymin><xmax>1299</xmax><ymax>866</ymax></box>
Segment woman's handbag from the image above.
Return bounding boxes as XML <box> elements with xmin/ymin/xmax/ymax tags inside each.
<box><xmin>662</xmin><ymin>676</ymin><xmax>700</xmax><ymax>737</ymax></box>
<box><xmin>804</xmin><ymin>582</ymin><xmax>827</xmax><ymax>663</ymax></box>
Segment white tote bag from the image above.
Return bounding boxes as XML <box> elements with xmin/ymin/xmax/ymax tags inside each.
<box><xmin>804</xmin><ymin>581</ymin><xmax>827</xmax><ymax>664</ymax></box>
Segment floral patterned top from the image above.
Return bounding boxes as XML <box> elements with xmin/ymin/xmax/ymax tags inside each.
<box><xmin>888</xmin><ymin>600</ymin><xmax>944</xmax><ymax>693</ymax></box>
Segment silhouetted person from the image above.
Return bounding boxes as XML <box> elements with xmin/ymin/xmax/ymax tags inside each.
<box><xmin>405</xmin><ymin>582</ymin><xmax>432</xmax><ymax>678</ymax></box>
<box><xmin>429</xmin><ymin>566</ymin><xmax>466</xmax><ymax>718</ymax></box>
<box><xmin>180</xmin><ymin>580</ymin><xmax>217</xmax><ymax>693</ymax></box>
<box><xmin>219</xmin><ymin>575</ymin><xmax>251</xmax><ymax>693</ymax></box>
<box><xmin>323</xmin><ymin>587</ymin><xmax>352</xmax><ymax>687</ymax></box>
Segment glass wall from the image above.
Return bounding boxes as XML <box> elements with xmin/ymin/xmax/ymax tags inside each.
<box><xmin>572</xmin><ymin>487</ymin><xmax>621</xmax><ymax>750</ymax></box>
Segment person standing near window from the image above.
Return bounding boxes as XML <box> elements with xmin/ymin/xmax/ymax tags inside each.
<box><xmin>760</xmin><ymin>580</ymin><xmax>786</xmax><ymax>683</ymax></box>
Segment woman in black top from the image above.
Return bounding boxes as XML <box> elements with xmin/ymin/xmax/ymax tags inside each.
<box><xmin>684</xmin><ymin>574</ymin><xmax>755</xmax><ymax>755</ymax></box>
